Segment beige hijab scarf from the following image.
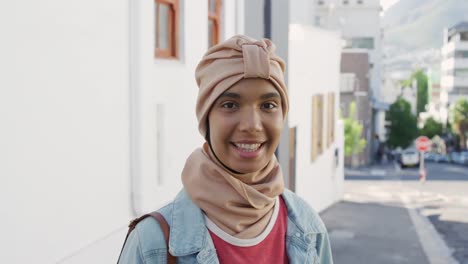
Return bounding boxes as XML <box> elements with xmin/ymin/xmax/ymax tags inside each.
<box><xmin>182</xmin><ymin>35</ymin><xmax>289</xmax><ymax>239</ymax></box>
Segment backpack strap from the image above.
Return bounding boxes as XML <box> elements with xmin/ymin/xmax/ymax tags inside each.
<box><xmin>118</xmin><ymin>211</ymin><xmax>177</xmax><ymax>264</ymax></box>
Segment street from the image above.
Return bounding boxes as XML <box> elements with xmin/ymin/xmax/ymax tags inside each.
<box><xmin>321</xmin><ymin>162</ymin><xmax>468</xmax><ymax>264</ymax></box>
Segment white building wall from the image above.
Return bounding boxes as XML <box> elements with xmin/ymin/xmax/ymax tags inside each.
<box><xmin>0</xmin><ymin>0</ymin><xmax>243</xmax><ymax>263</ymax></box>
<box><xmin>288</xmin><ymin>25</ymin><xmax>344</xmax><ymax>212</ymax></box>
<box><xmin>1</xmin><ymin>0</ymin><xmax>130</xmax><ymax>263</ymax></box>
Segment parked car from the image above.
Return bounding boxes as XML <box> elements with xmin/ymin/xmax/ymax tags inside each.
<box><xmin>433</xmin><ymin>153</ymin><xmax>450</xmax><ymax>163</ymax></box>
<box><xmin>450</xmin><ymin>152</ymin><xmax>463</xmax><ymax>164</ymax></box>
<box><xmin>424</xmin><ymin>152</ymin><xmax>435</xmax><ymax>162</ymax></box>
<box><xmin>398</xmin><ymin>149</ymin><xmax>420</xmax><ymax>168</ymax></box>
<box><xmin>460</xmin><ymin>151</ymin><xmax>468</xmax><ymax>165</ymax></box>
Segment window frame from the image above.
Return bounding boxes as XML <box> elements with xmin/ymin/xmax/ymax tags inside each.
<box><xmin>155</xmin><ymin>0</ymin><xmax>179</xmax><ymax>59</ymax></box>
<box><xmin>311</xmin><ymin>94</ymin><xmax>325</xmax><ymax>161</ymax></box>
<box><xmin>208</xmin><ymin>0</ymin><xmax>222</xmax><ymax>47</ymax></box>
<box><xmin>327</xmin><ymin>93</ymin><xmax>336</xmax><ymax>147</ymax></box>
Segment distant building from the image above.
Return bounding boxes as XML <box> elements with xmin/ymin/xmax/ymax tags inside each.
<box><xmin>314</xmin><ymin>0</ymin><xmax>387</xmax><ymax>152</ymax></box>
<box><xmin>340</xmin><ymin>50</ymin><xmax>372</xmax><ymax>165</ymax></box>
<box><xmin>441</xmin><ymin>21</ymin><xmax>468</xmax><ymax>106</ymax></box>
<box><xmin>425</xmin><ymin>67</ymin><xmax>447</xmax><ymax>123</ymax></box>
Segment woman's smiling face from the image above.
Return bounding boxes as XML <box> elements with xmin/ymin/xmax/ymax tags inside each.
<box><xmin>208</xmin><ymin>78</ymin><xmax>284</xmax><ymax>173</ymax></box>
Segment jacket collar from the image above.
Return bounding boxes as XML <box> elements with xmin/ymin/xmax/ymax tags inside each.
<box><xmin>282</xmin><ymin>189</ymin><xmax>326</xmax><ymax>249</ymax></box>
<box><xmin>168</xmin><ymin>189</ymin><xmax>213</xmax><ymax>257</ymax></box>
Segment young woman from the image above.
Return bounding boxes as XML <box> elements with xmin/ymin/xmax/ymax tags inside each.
<box><xmin>118</xmin><ymin>35</ymin><xmax>333</xmax><ymax>264</ymax></box>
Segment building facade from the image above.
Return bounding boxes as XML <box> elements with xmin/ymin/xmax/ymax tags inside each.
<box><xmin>340</xmin><ymin>51</ymin><xmax>372</xmax><ymax>165</ymax></box>
<box><xmin>441</xmin><ymin>21</ymin><xmax>468</xmax><ymax>106</ymax></box>
<box><xmin>288</xmin><ymin>24</ymin><xmax>344</xmax><ymax>212</ymax></box>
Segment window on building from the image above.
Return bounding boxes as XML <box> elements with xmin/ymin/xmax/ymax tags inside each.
<box><xmin>311</xmin><ymin>94</ymin><xmax>324</xmax><ymax>161</ymax></box>
<box><xmin>454</xmin><ymin>69</ymin><xmax>468</xmax><ymax>77</ymax></box>
<box><xmin>327</xmin><ymin>93</ymin><xmax>336</xmax><ymax>147</ymax></box>
<box><xmin>340</xmin><ymin>73</ymin><xmax>356</xmax><ymax>92</ymax></box>
<box><xmin>343</xmin><ymin>0</ymin><xmax>349</xmax><ymax>4</ymax></box>
<box><xmin>208</xmin><ymin>0</ymin><xmax>222</xmax><ymax>47</ymax></box>
<box><xmin>317</xmin><ymin>0</ymin><xmax>325</xmax><ymax>5</ymax></box>
<box><xmin>452</xmin><ymin>86</ymin><xmax>468</xmax><ymax>94</ymax></box>
<box><xmin>455</xmin><ymin>51</ymin><xmax>468</xmax><ymax>58</ymax></box>
<box><xmin>461</xmin><ymin>32</ymin><xmax>468</xmax><ymax>41</ymax></box>
<box><xmin>155</xmin><ymin>0</ymin><xmax>179</xmax><ymax>58</ymax></box>
<box><xmin>357</xmin><ymin>0</ymin><xmax>363</xmax><ymax>4</ymax></box>
<box><xmin>344</xmin><ymin>37</ymin><xmax>374</xmax><ymax>49</ymax></box>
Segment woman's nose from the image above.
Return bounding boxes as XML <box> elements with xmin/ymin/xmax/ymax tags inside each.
<box><xmin>239</xmin><ymin>108</ymin><xmax>262</xmax><ymax>132</ymax></box>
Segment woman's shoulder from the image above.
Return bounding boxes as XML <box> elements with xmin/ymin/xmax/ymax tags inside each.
<box><xmin>118</xmin><ymin>203</ymin><xmax>174</xmax><ymax>263</ymax></box>
<box><xmin>134</xmin><ymin>203</ymin><xmax>174</xmax><ymax>249</ymax></box>
<box><xmin>281</xmin><ymin>189</ymin><xmax>328</xmax><ymax>234</ymax></box>
<box><xmin>121</xmin><ymin>189</ymin><xmax>205</xmax><ymax>258</ymax></box>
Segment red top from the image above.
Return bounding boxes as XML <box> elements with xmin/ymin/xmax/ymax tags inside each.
<box><xmin>208</xmin><ymin>196</ymin><xmax>289</xmax><ymax>264</ymax></box>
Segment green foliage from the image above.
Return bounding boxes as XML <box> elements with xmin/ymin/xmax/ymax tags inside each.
<box><xmin>420</xmin><ymin>117</ymin><xmax>443</xmax><ymax>139</ymax></box>
<box><xmin>400</xmin><ymin>78</ymin><xmax>412</xmax><ymax>88</ymax></box>
<box><xmin>412</xmin><ymin>70</ymin><xmax>429</xmax><ymax>115</ymax></box>
<box><xmin>400</xmin><ymin>69</ymin><xmax>429</xmax><ymax>115</ymax></box>
<box><xmin>386</xmin><ymin>97</ymin><xmax>419</xmax><ymax>149</ymax></box>
<box><xmin>343</xmin><ymin>102</ymin><xmax>367</xmax><ymax>157</ymax></box>
<box><xmin>449</xmin><ymin>98</ymin><xmax>468</xmax><ymax>148</ymax></box>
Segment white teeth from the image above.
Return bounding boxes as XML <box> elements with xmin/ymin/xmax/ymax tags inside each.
<box><xmin>235</xmin><ymin>143</ymin><xmax>261</xmax><ymax>152</ymax></box>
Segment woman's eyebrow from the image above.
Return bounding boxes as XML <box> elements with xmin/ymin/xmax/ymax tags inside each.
<box><xmin>219</xmin><ymin>92</ymin><xmax>241</xmax><ymax>99</ymax></box>
<box><xmin>260</xmin><ymin>92</ymin><xmax>280</xmax><ymax>100</ymax></box>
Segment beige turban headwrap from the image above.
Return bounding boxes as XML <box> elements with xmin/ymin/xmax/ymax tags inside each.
<box><xmin>195</xmin><ymin>35</ymin><xmax>289</xmax><ymax>137</ymax></box>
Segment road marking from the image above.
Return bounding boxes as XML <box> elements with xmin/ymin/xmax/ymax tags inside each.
<box><xmin>400</xmin><ymin>195</ymin><xmax>459</xmax><ymax>264</ymax></box>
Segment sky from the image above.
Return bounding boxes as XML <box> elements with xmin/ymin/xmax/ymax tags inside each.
<box><xmin>380</xmin><ymin>0</ymin><xmax>400</xmax><ymax>11</ymax></box>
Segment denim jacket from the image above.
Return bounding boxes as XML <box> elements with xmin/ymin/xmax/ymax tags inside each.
<box><xmin>118</xmin><ymin>189</ymin><xmax>333</xmax><ymax>264</ymax></box>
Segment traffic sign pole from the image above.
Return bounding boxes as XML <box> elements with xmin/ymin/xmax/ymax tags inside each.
<box><xmin>419</xmin><ymin>152</ymin><xmax>426</xmax><ymax>182</ymax></box>
<box><xmin>415</xmin><ymin>136</ymin><xmax>431</xmax><ymax>183</ymax></box>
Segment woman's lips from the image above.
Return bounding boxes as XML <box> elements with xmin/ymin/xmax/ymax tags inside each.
<box><xmin>232</xmin><ymin>142</ymin><xmax>264</xmax><ymax>158</ymax></box>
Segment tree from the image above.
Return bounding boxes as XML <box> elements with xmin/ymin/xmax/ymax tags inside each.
<box><xmin>402</xmin><ymin>69</ymin><xmax>429</xmax><ymax>115</ymax></box>
<box><xmin>343</xmin><ymin>102</ymin><xmax>366</xmax><ymax>157</ymax></box>
<box><xmin>386</xmin><ymin>97</ymin><xmax>418</xmax><ymax>149</ymax></box>
<box><xmin>413</xmin><ymin>70</ymin><xmax>429</xmax><ymax>115</ymax></box>
<box><xmin>449</xmin><ymin>98</ymin><xmax>468</xmax><ymax>149</ymax></box>
<box><xmin>420</xmin><ymin>117</ymin><xmax>443</xmax><ymax>139</ymax></box>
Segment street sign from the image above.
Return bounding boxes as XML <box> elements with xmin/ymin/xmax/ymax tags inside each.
<box><xmin>415</xmin><ymin>136</ymin><xmax>431</xmax><ymax>152</ymax></box>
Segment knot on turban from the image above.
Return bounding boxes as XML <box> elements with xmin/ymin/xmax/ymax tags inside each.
<box><xmin>194</xmin><ymin>35</ymin><xmax>289</xmax><ymax>137</ymax></box>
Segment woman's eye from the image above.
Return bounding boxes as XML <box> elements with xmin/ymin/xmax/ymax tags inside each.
<box><xmin>262</xmin><ymin>102</ymin><xmax>277</xmax><ymax>110</ymax></box>
<box><xmin>221</xmin><ymin>102</ymin><xmax>237</xmax><ymax>109</ymax></box>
